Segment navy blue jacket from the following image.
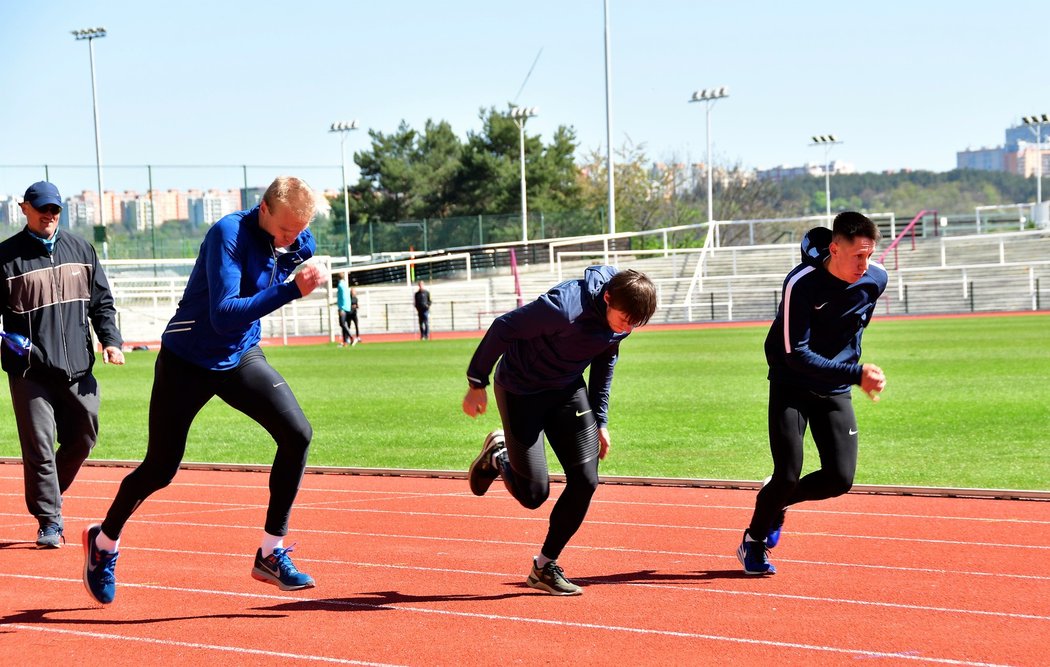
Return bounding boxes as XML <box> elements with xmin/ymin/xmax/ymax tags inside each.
<box><xmin>161</xmin><ymin>206</ymin><xmax>314</xmax><ymax>370</ymax></box>
<box><xmin>765</xmin><ymin>227</ymin><xmax>888</xmax><ymax>395</ymax></box>
<box><xmin>466</xmin><ymin>266</ymin><xmax>629</xmax><ymax>427</ymax></box>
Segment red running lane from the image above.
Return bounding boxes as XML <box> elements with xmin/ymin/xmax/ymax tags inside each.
<box><xmin>0</xmin><ymin>464</ymin><xmax>1045</xmax><ymax>666</ymax></box>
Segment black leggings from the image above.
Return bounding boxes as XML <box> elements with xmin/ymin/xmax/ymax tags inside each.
<box><xmin>748</xmin><ymin>381</ymin><xmax>858</xmax><ymax>538</ymax></box>
<box><xmin>494</xmin><ymin>380</ymin><xmax>600</xmax><ymax>561</ymax></box>
<box><xmin>101</xmin><ymin>346</ymin><xmax>312</xmax><ymax>540</ymax></box>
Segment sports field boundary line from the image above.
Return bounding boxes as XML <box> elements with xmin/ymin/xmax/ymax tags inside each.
<box><xmin>1</xmin><ymin>457</ymin><xmax>1045</xmax><ymax>501</ymax></box>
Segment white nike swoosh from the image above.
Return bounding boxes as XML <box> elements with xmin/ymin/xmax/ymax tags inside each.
<box><xmin>576</xmin><ymin>409</ymin><xmax>592</xmax><ymax>417</ymax></box>
<box><xmin>814</xmin><ymin>302</ymin><xmax>829</xmax><ymax>310</ymax></box>
<box><xmin>849</xmin><ymin>428</ymin><xmax>859</xmax><ymax>435</ymax></box>
<box><xmin>272</xmin><ymin>382</ymin><xmax>286</xmax><ymax>388</ymax></box>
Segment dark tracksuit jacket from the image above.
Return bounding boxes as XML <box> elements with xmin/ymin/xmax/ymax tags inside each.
<box><xmin>466</xmin><ymin>265</ymin><xmax>628</xmax><ymax>427</ymax></box>
<box><xmin>764</xmin><ymin>226</ymin><xmax>888</xmax><ymax>395</ymax></box>
<box><xmin>0</xmin><ymin>228</ymin><xmax>122</xmax><ymax>380</ymax></box>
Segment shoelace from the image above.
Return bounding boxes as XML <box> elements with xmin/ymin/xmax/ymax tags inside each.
<box><xmin>94</xmin><ymin>548</ymin><xmax>119</xmax><ymax>584</ymax></box>
<box><xmin>748</xmin><ymin>541</ymin><xmax>771</xmax><ymax>564</ymax></box>
<box><xmin>271</xmin><ymin>544</ymin><xmax>301</xmax><ymax>574</ymax></box>
<box><xmin>544</xmin><ymin>562</ymin><xmax>566</xmax><ymax>579</ymax></box>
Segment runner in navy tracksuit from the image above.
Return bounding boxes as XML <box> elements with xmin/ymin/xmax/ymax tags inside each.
<box><xmin>83</xmin><ymin>177</ymin><xmax>328</xmax><ymax>604</ymax></box>
<box><xmin>463</xmin><ymin>266</ymin><xmax>657</xmax><ymax>595</ymax></box>
<box><xmin>738</xmin><ymin>211</ymin><xmax>888</xmax><ymax>575</ymax></box>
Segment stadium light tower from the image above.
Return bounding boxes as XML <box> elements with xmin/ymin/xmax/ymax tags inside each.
<box><xmin>510</xmin><ymin>106</ymin><xmax>538</xmax><ymax>243</ymax></box>
<box><xmin>72</xmin><ymin>27</ymin><xmax>107</xmax><ymax>226</ymax></box>
<box><xmin>810</xmin><ymin>134</ymin><xmax>843</xmax><ymax>224</ymax></box>
<box><xmin>689</xmin><ymin>86</ymin><xmax>729</xmax><ymax>223</ymax></box>
<box><xmin>329</xmin><ymin>120</ymin><xmax>359</xmax><ymax>264</ymax></box>
<box><xmin>1022</xmin><ymin>114</ymin><xmax>1049</xmax><ymax>205</ymax></box>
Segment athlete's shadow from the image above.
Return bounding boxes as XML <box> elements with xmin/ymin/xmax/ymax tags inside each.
<box><xmin>579</xmin><ymin>569</ymin><xmax>752</xmax><ymax>585</ymax></box>
<box><xmin>0</xmin><ymin>540</ymin><xmax>36</xmax><ymax>550</ymax></box>
<box><xmin>258</xmin><ymin>587</ymin><xmax>535</xmax><ymax>613</ymax></box>
<box><xmin>0</xmin><ymin>607</ymin><xmax>285</xmax><ymax>628</ymax></box>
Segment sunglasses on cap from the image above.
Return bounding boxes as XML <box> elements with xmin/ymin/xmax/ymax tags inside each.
<box><xmin>32</xmin><ymin>204</ymin><xmax>62</xmax><ymax>215</ymax></box>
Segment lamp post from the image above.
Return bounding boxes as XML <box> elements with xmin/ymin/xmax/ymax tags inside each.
<box><xmin>689</xmin><ymin>86</ymin><xmax>729</xmax><ymax>223</ymax></box>
<box><xmin>72</xmin><ymin>27</ymin><xmax>107</xmax><ymax>227</ymax></box>
<box><xmin>510</xmin><ymin>106</ymin><xmax>538</xmax><ymax>243</ymax></box>
<box><xmin>329</xmin><ymin>120</ymin><xmax>359</xmax><ymax>264</ymax></box>
<box><xmin>809</xmin><ymin>134</ymin><xmax>842</xmax><ymax>223</ymax></box>
<box><xmin>1022</xmin><ymin>114</ymin><xmax>1049</xmax><ymax>206</ymax></box>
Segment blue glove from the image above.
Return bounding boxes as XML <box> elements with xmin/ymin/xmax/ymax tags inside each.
<box><xmin>0</xmin><ymin>331</ymin><xmax>31</xmax><ymax>358</ymax></box>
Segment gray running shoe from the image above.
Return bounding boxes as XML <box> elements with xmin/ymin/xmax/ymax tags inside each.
<box><xmin>36</xmin><ymin>523</ymin><xmax>64</xmax><ymax>549</ymax></box>
<box><xmin>468</xmin><ymin>430</ymin><xmax>506</xmax><ymax>496</ymax></box>
<box><xmin>526</xmin><ymin>559</ymin><xmax>583</xmax><ymax>596</ymax></box>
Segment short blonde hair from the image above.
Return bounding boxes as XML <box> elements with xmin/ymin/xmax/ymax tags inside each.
<box><xmin>263</xmin><ymin>176</ymin><xmax>316</xmax><ymax>222</ymax></box>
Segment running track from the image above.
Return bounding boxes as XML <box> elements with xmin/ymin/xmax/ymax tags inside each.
<box><xmin>0</xmin><ymin>463</ymin><xmax>1046</xmax><ymax>666</ymax></box>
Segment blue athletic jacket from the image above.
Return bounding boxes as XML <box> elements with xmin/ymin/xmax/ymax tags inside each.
<box><xmin>466</xmin><ymin>265</ymin><xmax>629</xmax><ymax>427</ymax></box>
<box><xmin>161</xmin><ymin>206</ymin><xmax>314</xmax><ymax>370</ymax></box>
<box><xmin>764</xmin><ymin>227</ymin><xmax>887</xmax><ymax>395</ymax></box>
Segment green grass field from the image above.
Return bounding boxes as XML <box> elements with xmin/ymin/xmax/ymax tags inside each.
<box><xmin>1</xmin><ymin>314</ymin><xmax>1047</xmax><ymax>491</ymax></box>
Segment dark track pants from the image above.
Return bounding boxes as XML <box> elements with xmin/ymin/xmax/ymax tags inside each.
<box><xmin>101</xmin><ymin>346</ymin><xmax>312</xmax><ymax>540</ymax></box>
<box><xmin>748</xmin><ymin>381</ymin><xmax>858</xmax><ymax>539</ymax></box>
<box><xmin>10</xmin><ymin>373</ymin><xmax>100</xmax><ymax>528</ymax></box>
<box><xmin>494</xmin><ymin>379</ymin><xmax>600</xmax><ymax>560</ymax></box>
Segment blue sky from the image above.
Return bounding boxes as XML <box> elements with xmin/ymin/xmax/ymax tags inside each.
<box><xmin>1</xmin><ymin>0</ymin><xmax>1045</xmax><ymax>196</ymax></box>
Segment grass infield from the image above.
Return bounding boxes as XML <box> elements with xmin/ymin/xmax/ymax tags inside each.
<box><xmin>0</xmin><ymin>314</ymin><xmax>1046</xmax><ymax>491</ymax></box>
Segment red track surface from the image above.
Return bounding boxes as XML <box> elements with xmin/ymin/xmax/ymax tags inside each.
<box><xmin>1</xmin><ymin>464</ymin><xmax>1046</xmax><ymax>666</ymax></box>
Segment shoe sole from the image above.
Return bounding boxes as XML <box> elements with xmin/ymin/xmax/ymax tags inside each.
<box><xmin>82</xmin><ymin>524</ymin><xmax>114</xmax><ymax>604</ymax></box>
<box><xmin>36</xmin><ymin>540</ymin><xmax>61</xmax><ymax>549</ymax></box>
<box><xmin>251</xmin><ymin>566</ymin><xmax>316</xmax><ymax>591</ymax></box>
<box><xmin>468</xmin><ymin>431</ymin><xmax>504</xmax><ymax>496</ymax></box>
<box><xmin>526</xmin><ymin>574</ymin><xmax>583</xmax><ymax>596</ymax></box>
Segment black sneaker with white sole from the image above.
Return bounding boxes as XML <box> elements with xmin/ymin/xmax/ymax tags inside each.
<box><xmin>469</xmin><ymin>430</ymin><xmax>506</xmax><ymax>496</ymax></box>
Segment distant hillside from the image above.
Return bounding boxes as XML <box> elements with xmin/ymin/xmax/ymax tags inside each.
<box><xmin>773</xmin><ymin>169</ymin><xmax>1039</xmax><ymax>217</ymax></box>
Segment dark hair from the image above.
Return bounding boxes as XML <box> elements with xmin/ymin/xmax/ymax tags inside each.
<box><xmin>832</xmin><ymin>211</ymin><xmax>881</xmax><ymax>243</ymax></box>
<box><xmin>605</xmin><ymin>269</ymin><xmax>657</xmax><ymax>327</ymax></box>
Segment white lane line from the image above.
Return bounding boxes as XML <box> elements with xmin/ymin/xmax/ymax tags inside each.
<box><xmin>3</xmin><ymin>474</ymin><xmax>1046</xmax><ymax>524</ymax></box>
<box><xmin>9</xmin><ymin>543</ymin><xmax>1046</xmax><ymax>623</ymax></box>
<box><xmin>7</xmin><ymin>624</ymin><xmax>403</xmax><ymax>666</ymax></box>
<box><xmin>5</xmin><ymin>575</ymin><xmax>1017</xmax><ymax>667</ymax></box>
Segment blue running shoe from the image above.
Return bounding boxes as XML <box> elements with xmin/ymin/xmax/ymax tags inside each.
<box><xmin>737</xmin><ymin>530</ymin><xmax>776</xmax><ymax>575</ymax></box>
<box><xmin>766</xmin><ymin>509</ymin><xmax>787</xmax><ymax>548</ymax></box>
<box><xmin>251</xmin><ymin>545</ymin><xmax>315</xmax><ymax>591</ymax></box>
<box><xmin>83</xmin><ymin>524</ymin><xmax>119</xmax><ymax>604</ymax></box>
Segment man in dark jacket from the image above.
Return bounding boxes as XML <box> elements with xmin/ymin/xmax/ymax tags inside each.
<box><xmin>414</xmin><ymin>280</ymin><xmax>432</xmax><ymax>339</ymax></box>
<box><xmin>0</xmin><ymin>181</ymin><xmax>124</xmax><ymax>548</ymax></box>
<box><xmin>738</xmin><ymin>211</ymin><xmax>888</xmax><ymax>576</ymax></box>
<box><xmin>462</xmin><ymin>266</ymin><xmax>657</xmax><ymax>595</ymax></box>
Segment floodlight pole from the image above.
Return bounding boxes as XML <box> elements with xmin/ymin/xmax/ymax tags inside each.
<box><xmin>1022</xmin><ymin>114</ymin><xmax>1049</xmax><ymax>205</ymax></box>
<box><xmin>330</xmin><ymin>120</ymin><xmax>359</xmax><ymax>264</ymax></box>
<box><xmin>689</xmin><ymin>87</ymin><xmax>729</xmax><ymax>223</ymax></box>
<box><xmin>510</xmin><ymin>107</ymin><xmax>538</xmax><ymax>243</ymax></box>
<box><xmin>810</xmin><ymin>135</ymin><xmax>842</xmax><ymax>224</ymax></box>
<box><xmin>603</xmin><ymin>0</ymin><xmax>616</xmax><ymax>235</ymax></box>
<box><xmin>73</xmin><ymin>27</ymin><xmax>107</xmax><ymax>226</ymax></box>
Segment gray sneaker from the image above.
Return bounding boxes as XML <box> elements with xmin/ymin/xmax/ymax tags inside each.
<box><xmin>36</xmin><ymin>523</ymin><xmax>64</xmax><ymax>549</ymax></box>
<box><xmin>526</xmin><ymin>559</ymin><xmax>583</xmax><ymax>596</ymax></box>
<box><xmin>468</xmin><ymin>430</ymin><xmax>506</xmax><ymax>496</ymax></box>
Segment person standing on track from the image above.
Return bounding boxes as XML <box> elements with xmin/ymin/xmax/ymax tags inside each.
<box><xmin>462</xmin><ymin>266</ymin><xmax>657</xmax><ymax>595</ymax></box>
<box><xmin>0</xmin><ymin>181</ymin><xmax>125</xmax><ymax>549</ymax></box>
<box><xmin>83</xmin><ymin>176</ymin><xmax>328</xmax><ymax>604</ymax></box>
<box><xmin>738</xmin><ymin>211</ymin><xmax>888</xmax><ymax>575</ymax></box>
